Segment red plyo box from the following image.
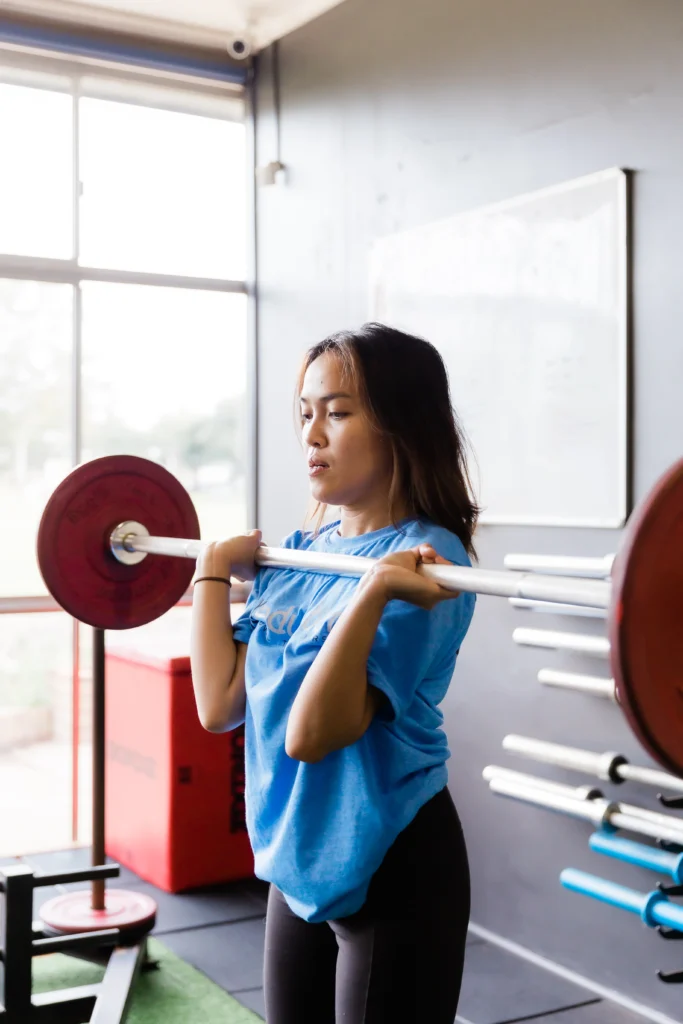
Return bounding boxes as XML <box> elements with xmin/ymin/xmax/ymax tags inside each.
<box><xmin>104</xmin><ymin>627</ymin><xmax>253</xmax><ymax>893</ymax></box>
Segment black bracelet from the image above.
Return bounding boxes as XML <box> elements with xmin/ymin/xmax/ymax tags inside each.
<box><xmin>194</xmin><ymin>576</ymin><xmax>232</xmax><ymax>587</ymax></box>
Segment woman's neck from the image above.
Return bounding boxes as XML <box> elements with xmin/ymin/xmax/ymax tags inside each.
<box><xmin>337</xmin><ymin>498</ymin><xmax>409</xmax><ymax>538</ymax></box>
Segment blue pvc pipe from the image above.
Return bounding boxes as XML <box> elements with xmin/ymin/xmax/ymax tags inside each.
<box><xmin>560</xmin><ymin>868</ymin><xmax>683</xmax><ymax>932</ymax></box>
<box><xmin>0</xmin><ymin>19</ymin><xmax>247</xmax><ymax>85</ymax></box>
<box><xmin>589</xmin><ymin>832</ymin><xmax>683</xmax><ymax>883</ymax></box>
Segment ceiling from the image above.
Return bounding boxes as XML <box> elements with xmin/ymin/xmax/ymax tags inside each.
<box><xmin>0</xmin><ymin>0</ymin><xmax>348</xmax><ymax>51</ymax></box>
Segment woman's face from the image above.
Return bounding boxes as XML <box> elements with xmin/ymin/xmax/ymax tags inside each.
<box><xmin>299</xmin><ymin>352</ymin><xmax>393</xmax><ymax>509</ymax></box>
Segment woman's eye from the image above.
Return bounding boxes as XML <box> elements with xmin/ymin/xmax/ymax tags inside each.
<box><xmin>300</xmin><ymin>412</ymin><xmax>312</xmax><ymax>422</ymax></box>
<box><xmin>329</xmin><ymin>411</ymin><xmax>349</xmax><ymax>420</ymax></box>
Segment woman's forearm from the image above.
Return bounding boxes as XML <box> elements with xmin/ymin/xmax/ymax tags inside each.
<box><xmin>285</xmin><ymin>575</ymin><xmax>389</xmax><ymax>762</ymax></box>
<box><xmin>189</xmin><ymin>534</ymin><xmax>261</xmax><ymax>733</ymax></box>
<box><xmin>190</xmin><ymin>579</ymin><xmax>243</xmax><ymax>732</ymax></box>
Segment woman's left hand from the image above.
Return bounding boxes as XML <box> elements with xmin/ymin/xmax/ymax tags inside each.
<box><xmin>360</xmin><ymin>544</ymin><xmax>460</xmax><ymax>610</ymax></box>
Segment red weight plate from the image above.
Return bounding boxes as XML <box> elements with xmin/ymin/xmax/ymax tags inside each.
<box><xmin>40</xmin><ymin>888</ymin><xmax>157</xmax><ymax>934</ymax></box>
<box><xmin>608</xmin><ymin>458</ymin><xmax>683</xmax><ymax>777</ymax></box>
<box><xmin>37</xmin><ymin>455</ymin><xmax>200</xmax><ymax>629</ymax></box>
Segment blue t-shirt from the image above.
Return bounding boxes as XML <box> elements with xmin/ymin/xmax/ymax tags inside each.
<box><xmin>232</xmin><ymin>518</ymin><xmax>475</xmax><ymax>923</ymax></box>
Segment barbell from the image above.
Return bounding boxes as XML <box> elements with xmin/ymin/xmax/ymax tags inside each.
<box><xmin>36</xmin><ymin>454</ymin><xmax>683</xmax><ymax>776</ymax></box>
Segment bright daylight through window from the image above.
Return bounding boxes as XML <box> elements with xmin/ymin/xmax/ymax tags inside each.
<box><xmin>0</xmin><ymin>61</ymin><xmax>247</xmax><ymax>855</ymax></box>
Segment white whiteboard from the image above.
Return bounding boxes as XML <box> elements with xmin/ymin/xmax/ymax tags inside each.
<box><xmin>370</xmin><ymin>168</ymin><xmax>629</xmax><ymax>527</ymax></box>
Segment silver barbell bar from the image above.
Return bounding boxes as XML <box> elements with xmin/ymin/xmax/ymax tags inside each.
<box><xmin>484</xmin><ymin>767</ymin><xmax>683</xmax><ymax>846</ymax></box>
<box><xmin>109</xmin><ymin>521</ymin><xmax>611</xmax><ymax>610</ymax></box>
<box><xmin>486</xmin><ymin>766</ymin><xmax>683</xmax><ymax>835</ymax></box>
<box><xmin>502</xmin><ymin>735</ymin><xmax>683</xmax><ymax>795</ymax></box>
<box><xmin>482</xmin><ymin>765</ymin><xmax>602</xmax><ymax>801</ymax></box>
<box><xmin>538</xmin><ymin>669</ymin><xmax>616</xmax><ymax>701</ymax></box>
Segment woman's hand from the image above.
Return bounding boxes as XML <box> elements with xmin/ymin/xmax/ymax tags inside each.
<box><xmin>196</xmin><ymin>529</ymin><xmax>262</xmax><ymax>582</ymax></box>
<box><xmin>360</xmin><ymin>544</ymin><xmax>459</xmax><ymax>610</ymax></box>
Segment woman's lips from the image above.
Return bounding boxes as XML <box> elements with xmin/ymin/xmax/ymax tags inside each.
<box><xmin>308</xmin><ymin>462</ymin><xmax>329</xmax><ymax>477</ymax></box>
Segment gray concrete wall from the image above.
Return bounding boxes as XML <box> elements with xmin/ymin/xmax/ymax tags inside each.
<box><xmin>253</xmin><ymin>1</ymin><xmax>683</xmax><ymax>1014</ymax></box>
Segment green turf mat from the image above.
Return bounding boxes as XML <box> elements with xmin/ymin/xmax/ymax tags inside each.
<box><xmin>32</xmin><ymin>937</ymin><xmax>263</xmax><ymax>1023</ymax></box>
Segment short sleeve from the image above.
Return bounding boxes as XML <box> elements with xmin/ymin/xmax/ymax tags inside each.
<box><xmin>231</xmin><ymin>571</ymin><xmax>265</xmax><ymax>646</ymax></box>
<box><xmin>366</xmin><ymin>594</ymin><xmax>473</xmax><ymax>721</ymax></box>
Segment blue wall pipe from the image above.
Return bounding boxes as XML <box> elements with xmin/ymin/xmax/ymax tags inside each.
<box><xmin>561</xmin><ymin>868</ymin><xmax>683</xmax><ymax>932</ymax></box>
<box><xmin>589</xmin><ymin>832</ymin><xmax>683</xmax><ymax>883</ymax></box>
<box><xmin>0</xmin><ymin>19</ymin><xmax>247</xmax><ymax>85</ymax></box>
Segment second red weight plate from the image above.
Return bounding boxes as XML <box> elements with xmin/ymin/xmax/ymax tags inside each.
<box><xmin>609</xmin><ymin>458</ymin><xmax>683</xmax><ymax>778</ymax></box>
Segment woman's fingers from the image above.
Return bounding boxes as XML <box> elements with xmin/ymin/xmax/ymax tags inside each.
<box><xmin>416</xmin><ymin>543</ymin><xmax>436</xmax><ymax>564</ymax></box>
<box><xmin>416</xmin><ymin>544</ymin><xmax>452</xmax><ymax>567</ymax></box>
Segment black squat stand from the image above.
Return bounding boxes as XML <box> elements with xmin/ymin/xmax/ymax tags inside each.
<box><xmin>0</xmin><ymin>861</ymin><xmax>152</xmax><ymax>1023</ymax></box>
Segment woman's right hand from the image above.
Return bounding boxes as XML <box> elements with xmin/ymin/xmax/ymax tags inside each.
<box><xmin>196</xmin><ymin>529</ymin><xmax>262</xmax><ymax>582</ymax></box>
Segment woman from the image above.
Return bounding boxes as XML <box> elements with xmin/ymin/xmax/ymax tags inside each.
<box><xmin>190</xmin><ymin>322</ymin><xmax>479</xmax><ymax>1024</ymax></box>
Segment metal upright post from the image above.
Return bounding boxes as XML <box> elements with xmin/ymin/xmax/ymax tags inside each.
<box><xmin>1</xmin><ymin>865</ymin><xmax>34</xmax><ymax>1021</ymax></box>
<box><xmin>92</xmin><ymin>627</ymin><xmax>106</xmax><ymax>912</ymax></box>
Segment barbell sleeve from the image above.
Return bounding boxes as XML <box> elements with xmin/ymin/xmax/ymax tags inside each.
<box><xmin>538</xmin><ymin>669</ymin><xmax>616</xmax><ymax>700</ymax></box>
<box><xmin>560</xmin><ymin>869</ymin><xmax>683</xmax><ymax>933</ymax></box>
<box><xmin>114</xmin><ymin>531</ymin><xmax>612</xmax><ymax>609</ymax></box>
<box><xmin>588</xmin><ymin>833</ymin><xmax>683</xmax><ymax>883</ymax></box>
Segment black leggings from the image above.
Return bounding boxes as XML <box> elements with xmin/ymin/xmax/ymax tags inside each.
<box><xmin>263</xmin><ymin>787</ymin><xmax>470</xmax><ymax>1024</ymax></box>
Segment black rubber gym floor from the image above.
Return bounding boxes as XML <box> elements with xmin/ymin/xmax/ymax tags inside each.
<box><xmin>1</xmin><ymin>849</ymin><xmax>648</xmax><ymax>1023</ymax></box>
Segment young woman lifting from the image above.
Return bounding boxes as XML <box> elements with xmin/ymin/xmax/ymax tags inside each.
<box><xmin>190</xmin><ymin>322</ymin><xmax>479</xmax><ymax>1023</ymax></box>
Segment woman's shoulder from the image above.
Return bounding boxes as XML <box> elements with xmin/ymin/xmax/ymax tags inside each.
<box><xmin>402</xmin><ymin>519</ymin><xmax>472</xmax><ymax>567</ymax></box>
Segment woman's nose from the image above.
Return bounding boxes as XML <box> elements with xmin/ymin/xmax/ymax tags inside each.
<box><xmin>305</xmin><ymin>416</ymin><xmax>326</xmax><ymax>448</ymax></box>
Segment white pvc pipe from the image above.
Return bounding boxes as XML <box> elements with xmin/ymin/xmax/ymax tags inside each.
<box><xmin>513</xmin><ymin>628</ymin><xmax>610</xmax><ymax>658</ymax></box>
<box><xmin>503</xmin><ymin>554</ymin><xmax>615</xmax><ymax>578</ymax></box>
<box><xmin>538</xmin><ymin>669</ymin><xmax>616</xmax><ymax>700</ymax></box>
<box><xmin>121</xmin><ymin>538</ymin><xmax>612</xmax><ymax>609</ymax></box>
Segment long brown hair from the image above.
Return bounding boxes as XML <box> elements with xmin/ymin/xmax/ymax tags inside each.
<box><xmin>297</xmin><ymin>322</ymin><xmax>480</xmax><ymax>558</ymax></box>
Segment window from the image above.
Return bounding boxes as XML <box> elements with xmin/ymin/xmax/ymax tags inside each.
<box><xmin>80</xmin><ymin>283</ymin><xmax>248</xmax><ymax>540</ymax></box>
<box><xmin>0</xmin><ymin>81</ymin><xmax>73</xmax><ymax>259</ymax></box>
<box><xmin>0</xmin><ymin>56</ymin><xmax>248</xmax><ymax>856</ymax></box>
<box><xmin>79</xmin><ymin>98</ymin><xmax>246</xmax><ymax>279</ymax></box>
